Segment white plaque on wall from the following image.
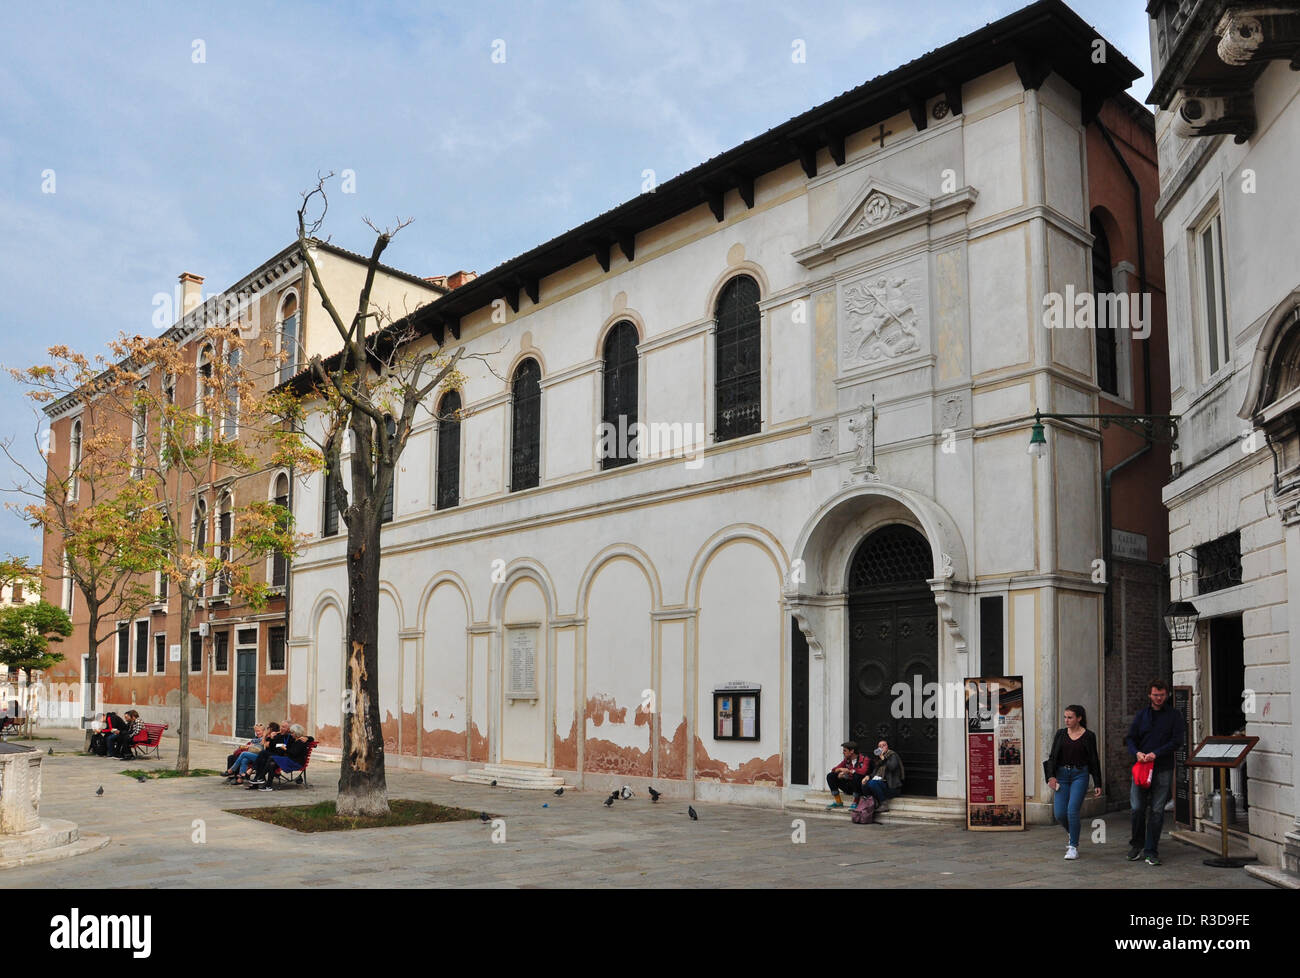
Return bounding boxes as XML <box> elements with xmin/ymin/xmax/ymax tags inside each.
<box><xmin>169</xmin><ymin>644</ymin><xmax>181</xmax><ymax>662</ymax></box>
<box><xmin>506</xmin><ymin>626</ymin><xmax>539</xmax><ymax>699</ymax></box>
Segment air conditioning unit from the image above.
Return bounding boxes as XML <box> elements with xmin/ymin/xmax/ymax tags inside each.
<box><xmin>1172</xmin><ymin>92</ymin><xmax>1255</xmax><ymax>142</ymax></box>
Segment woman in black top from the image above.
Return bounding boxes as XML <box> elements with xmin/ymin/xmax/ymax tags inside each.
<box><xmin>1044</xmin><ymin>704</ymin><xmax>1102</xmax><ymax>861</ymax></box>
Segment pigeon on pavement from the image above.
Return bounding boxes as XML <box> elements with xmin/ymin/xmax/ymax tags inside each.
<box><xmin>688</xmin><ymin>805</ymin><xmax>698</xmax><ymax>821</ymax></box>
<box><xmin>490</xmin><ymin>779</ymin><xmax>498</xmax><ymax>787</ymax></box>
<box><xmin>96</xmin><ymin>786</ymin><xmax>104</xmax><ymax>797</ymax></box>
<box><xmin>136</xmin><ymin>776</ymin><xmax>147</xmax><ymax>783</ymax></box>
<box><xmin>603</xmin><ymin>795</ymin><xmax>616</xmax><ymax>807</ymax></box>
<box><xmin>479</xmin><ymin>811</ymin><xmax>491</xmax><ymax>822</ymax></box>
<box><xmin>554</xmin><ymin>787</ymin><xmax>564</xmax><ymax>796</ymax></box>
<box><xmin>47</xmin><ymin>747</ymin><xmax>54</xmax><ymax>756</ymax></box>
<box><xmin>620</xmin><ymin>785</ymin><xmax>633</xmax><ymax>800</ymax></box>
<box><xmin>647</xmin><ymin>786</ymin><xmax>661</xmax><ymax>802</ymax></box>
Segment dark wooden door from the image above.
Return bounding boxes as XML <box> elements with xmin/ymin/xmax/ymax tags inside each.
<box><xmin>236</xmin><ymin>651</ymin><xmax>257</xmax><ymax>739</ymax></box>
<box><xmin>791</xmin><ymin>617</ymin><xmax>809</xmax><ymax>785</ymax></box>
<box><xmin>847</xmin><ymin>524</ymin><xmax>938</xmax><ymax>796</ymax></box>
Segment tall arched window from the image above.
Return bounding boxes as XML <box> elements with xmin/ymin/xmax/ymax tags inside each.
<box><xmin>160</xmin><ymin>374</ymin><xmax>175</xmax><ymax>470</ymax></box>
<box><xmin>223</xmin><ymin>332</ymin><xmax>241</xmax><ymax>439</ymax></box>
<box><xmin>510</xmin><ymin>359</ymin><xmax>541</xmax><ymax>492</ymax></box>
<box><xmin>272</xmin><ymin>473</ymin><xmax>290</xmax><ymax>587</ymax></box>
<box><xmin>215</xmin><ymin>492</ymin><xmax>232</xmax><ymax>596</ymax></box>
<box><xmin>1092</xmin><ymin>214</ymin><xmax>1119</xmax><ymax>397</ymax></box>
<box><xmin>379</xmin><ymin>417</ymin><xmax>396</xmax><ymax>524</ymax></box>
<box><xmin>436</xmin><ymin>390</ymin><xmax>461</xmax><ymax>510</ymax></box>
<box><xmin>322</xmin><ymin>470</ymin><xmax>340</xmax><ymax>538</ymax></box>
<box><xmin>131</xmin><ymin>389</ymin><xmax>147</xmax><ymax>479</ymax></box>
<box><xmin>278</xmin><ymin>292</ymin><xmax>299</xmax><ymax>385</ymax></box>
<box><xmin>69</xmin><ymin>419</ymin><xmax>82</xmax><ymax>501</ymax></box>
<box><xmin>193</xmin><ymin>498</ymin><xmax>209</xmax><ymax>590</ymax></box>
<box><xmin>196</xmin><ymin>344</ymin><xmax>214</xmax><ymax>439</ymax></box>
<box><xmin>601</xmin><ymin>320</ymin><xmax>639</xmax><ymax>469</ymax></box>
<box><xmin>714</xmin><ymin>275</ymin><xmax>761</xmax><ymax>441</ymax></box>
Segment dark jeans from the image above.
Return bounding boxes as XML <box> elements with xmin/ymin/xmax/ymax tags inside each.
<box><xmin>1130</xmin><ymin>766</ymin><xmax>1174</xmax><ymax>855</ymax></box>
<box><xmin>863</xmin><ymin>779</ymin><xmax>899</xmax><ymax>804</ymax></box>
<box><xmin>827</xmin><ymin>771</ymin><xmax>864</xmax><ymax>797</ymax></box>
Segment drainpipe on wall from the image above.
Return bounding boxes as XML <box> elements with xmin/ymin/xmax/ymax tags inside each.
<box><xmin>1094</xmin><ymin>116</ymin><xmax>1152</xmax><ymax>415</ymax></box>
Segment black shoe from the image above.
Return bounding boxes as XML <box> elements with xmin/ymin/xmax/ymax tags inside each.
<box><xmin>1126</xmin><ymin>846</ymin><xmax>1142</xmax><ymax>860</ymax></box>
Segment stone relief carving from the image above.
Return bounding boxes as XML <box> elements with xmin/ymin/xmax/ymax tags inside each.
<box><xmin>850</xmin><ymin>191</ymin><xmax>910</xmax><ymax>233</ymax></box>
<box><xmin>814</xmin><ymin>422</ymin><xmax>836</xmax><ymax>458</ymax></box>
<box><xmin>940</xmin><ymin>395</ymin><xmax>962</xmax><ymax>431</ymax></box>
<box><xmin>842</xmin><ymin>275</ymin><xmax>921</xmax><ymax>365</ymax></box>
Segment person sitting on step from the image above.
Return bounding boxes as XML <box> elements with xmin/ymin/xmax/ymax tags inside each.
<box><xmin>859</xmin><ymin>739</ymin><xmax>905</xmax><ymax>821</ymax></box>
<box><xmin>826</xmin><ymin>740</ymin><xmax>871</xmax><ymax>809</ymax></box>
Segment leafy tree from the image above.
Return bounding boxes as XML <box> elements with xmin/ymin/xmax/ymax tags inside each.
<box><xmin>0</xmin><ymin>600</ymin><xmax>73</xmax><ymax>736</ymax></box>
<box><xmin>7</xmin><ymin>326</ymin><xmax>315</xmax><ymax>770</ymax></box>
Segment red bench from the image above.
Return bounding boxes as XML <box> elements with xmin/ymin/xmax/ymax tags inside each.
<box><xmin>0</xmin><ymin>717</ymin><xmax>22</xmax><ymax>737</ymax></box>
<box><xmin>266</xmin><ymin>740</ymin><xmax>318</xmax><ymax>789</ymax></box>
<box><xmin>130</xmin><ymin>722</ymin><xmax>169</xmax><ymax>760</ymax></box>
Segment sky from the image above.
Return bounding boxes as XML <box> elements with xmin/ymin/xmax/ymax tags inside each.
<box><xmin>0</xmin><ymin>0</ymin><xmax>1153</xmax><ymax>564</ymax></box>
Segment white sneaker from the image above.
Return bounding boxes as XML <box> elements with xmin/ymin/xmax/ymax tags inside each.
<box><xmin>1064</xmin><ymin>846</ymin><xmax>1079</xmax><ymax>860</ymax></box>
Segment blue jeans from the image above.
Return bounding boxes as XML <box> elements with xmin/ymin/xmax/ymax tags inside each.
<box><xmin>1052</xmin><ymin>766</ymin><xmax>1090</xmax><ymax>846</ymax></box>
<box><xmin>232</xmin><ymin>752</ymin><xmax>260</xmax><ymax>777</ymax></box>
<box><xmin>863</xmin><ymin>779</ymin><xmax>897</xmax><ymax>804</ymax></box>
<box><xmin>1130</xmin><ymin>766</ymin><xmax>1174</xmax><ymax>856</ymax></box>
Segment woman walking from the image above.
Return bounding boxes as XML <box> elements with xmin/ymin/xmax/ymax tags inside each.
<box><xmin>1044</xmin><ymin>704</ymin><xmax>1102</xmax><ymax>860</ymax></box>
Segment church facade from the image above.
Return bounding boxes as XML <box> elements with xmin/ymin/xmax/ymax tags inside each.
<box><xmin>287</xmin><ymin>2</ymin><xmax>1162</xmax><ymax>816</ymax></box>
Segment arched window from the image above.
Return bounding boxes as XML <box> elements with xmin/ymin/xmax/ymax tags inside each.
<box><xmin>436</xmin><ymin>390</ymin><xmax>461</xmax><ymax>510</ymax></box>
<box><xmin>131</xmin><ymin>388</ymin><xmax>147</xmax><ymax>479</ymax></box>
<box><xmin>271</xmin><ymin>473</ymin><xmax>290</xmax><ymax>587</ymax></box>
<box><xmin>322</xmin><ymin>470</ymin><xmax>340</xmax><ymax>538</ymax></box>
<box><xmin>1092</xmin><ymin>214</ymin><xmax>1119</xmax><ymax>396</ymax></box>
<box><xmin>215</xmin><ymin>492</ymin><xmax>232</xmax><ymax>596</ymax></box>
<box><xmin>278</xmin><ymin>292</ymin><xmax>299</xmax><ymax>385</ymax></box>
<box><xmin>69</xmin><ymin>419</ymin><xmax>82</xmax><ymax>501</ymax></box>
<box><xmin>601</xmin><ymin>321</ymin><xmax>639</xmax><ymax>469</ymax></box>
<box><xmin>714</xmin><ymin>275</ymin><xmax>761</xmax><ymax>441</ymax></box>
<box><xmin>193</xmin><ymin>498</ymin><xmax>209</xmax><ymax>590</ymax></box>
<box><xmin>196</xmin><ymin>344</ymin><xmax>214</xmax><ymax>438</ymax></box>
<box><xmin>160</xmin><ymin>374</ymin><xmax>175</xmax><ymax>470</ymax></box>
<box><xmin>223</xmin><ymin>332</ymin><xmax>241</xmax><ymax>439</ymax></box>
<box><xmin>379</xmin><ymin>417</ymin><xmax>396</xmax><ymax>524</ymax></box>
<box><xmin>510</xmin><ymin>359</ymin><xmax>541</xmax><ymax>492</ymax></box>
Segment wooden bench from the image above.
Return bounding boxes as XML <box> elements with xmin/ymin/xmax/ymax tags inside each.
<box><xmin>130</xmin><ymin>722</ymin><xmax>169</xmax><ymax>760</ymax></box>
<box><xmin>266</xmin><ymin>740</ymin><xmax>317</xmax><ymax>789</ymax></box>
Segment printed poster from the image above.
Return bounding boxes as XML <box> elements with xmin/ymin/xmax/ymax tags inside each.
<box><xmin>965</xmin><ymin>676</ymin><xmax>1025</xmax><ymax>831</ymax></box>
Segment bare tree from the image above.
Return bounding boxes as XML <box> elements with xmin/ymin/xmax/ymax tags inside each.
<box><xmin>296</xmin><ymin>177</ymin><xmax>474</xmax><ymax>816</ymax></box>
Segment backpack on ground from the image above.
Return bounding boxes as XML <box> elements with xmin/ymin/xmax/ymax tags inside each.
<box><xmin>88</xmin><ymin>732</ymin><xmax>107</xmax><ymax>756</ymax></box>
<box><xmin>851</xmin><ymin>794</ymin><xmax>876</xmax><ymax>824</ymax></box>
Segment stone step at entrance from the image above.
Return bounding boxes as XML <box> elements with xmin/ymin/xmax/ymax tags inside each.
<box><xmin>795</xmin><ymin>791</ymin><xmax>966</xmax><ymax>824</ymax></box>
<box><xmin>450</xmin><ymin>763</ymin><xmax>568</xmax><ymax>791</ymax></box>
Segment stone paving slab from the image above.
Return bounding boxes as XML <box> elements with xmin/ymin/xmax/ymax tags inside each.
<box><xmin>0</xmin><ymin>728</ymin><xmax>1276</xmax><ymax>889</ymax></box>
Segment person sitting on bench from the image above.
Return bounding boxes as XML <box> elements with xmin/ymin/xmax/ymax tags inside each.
<box><xmin>826</xmin><ymin>740</ymin><xmax>871</xmax><ymax>809</ymax></box>
<box><xmin>229</xmin><ymin>723</ymin><xmax>284</xmax><ymax>783</ymax></box>
<box><xmin>222</xmin><ymin>722</ymin><xmax>266</xmax><ymax>776</ymax></box>
<box><xmin>107</xmin><ymin>710</ymin><xmax>147</xmax><ymax>759</ymax></box>
<box><xmin>246</xmin><ymin>724</ymin><xmax>311</xmax><ymax>788</ymax></box>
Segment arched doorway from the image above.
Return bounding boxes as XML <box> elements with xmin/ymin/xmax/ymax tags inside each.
<box><xmin>847</xmin><ymin>524</ymin><xmax>938</xmax><ymax>796</ymax></box>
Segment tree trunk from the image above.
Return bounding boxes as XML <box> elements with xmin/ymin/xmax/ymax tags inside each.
<box><xmin>82</xmin><ymin>602</ymin><xmax>101</xmax><ymax>752</ymax></box>
<box><xmin>176</xmin><ymin>597</ymin><xmax>193</xmax><ymax>774</ymax></box>
<box><xmin>337</xmin><ymin>514</ymin><xmax>389</xmax><ymax>816</ymax></box>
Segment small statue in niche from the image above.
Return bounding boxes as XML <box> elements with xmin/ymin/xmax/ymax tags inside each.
<box><xmin>847</xmin><ymin>402</ymin><xmax>875</xmax><ymax>471</ymax></box>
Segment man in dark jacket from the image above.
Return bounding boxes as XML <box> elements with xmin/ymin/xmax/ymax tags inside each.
<box><xmin>1125</xmin><ymin>680</ymin><xmax>1184</xmax><ymax>865</ymax></box>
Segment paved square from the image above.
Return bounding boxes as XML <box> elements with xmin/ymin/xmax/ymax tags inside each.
<box><xmin>5</xmin><ymin>729</ymin><xmax>1275</xmax><ymax>888</ymax></box>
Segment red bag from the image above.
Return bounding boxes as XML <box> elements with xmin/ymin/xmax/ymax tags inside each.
<box><xmin>851</xmin><ymin>794</ymin><xmax>876</xmax><ymax>824</ymax></box>
<box><xmin>1132</xmin><ymin>759</ymin><xmax>1154</xmax><ymax>787</ymax></box>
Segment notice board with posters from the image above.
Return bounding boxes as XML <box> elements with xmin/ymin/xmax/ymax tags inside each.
<box><xmin>1173</xmin><ymin>686</ymin><xmax>1193</xmax><ymax>827</ymax></box>
<box><xmin>965</xmin><ymin>676</ymin><xmax>1026</xmax><ymax>831</ymax></box>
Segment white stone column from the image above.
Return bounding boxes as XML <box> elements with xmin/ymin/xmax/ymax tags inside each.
<box><xmin>1279</xmin><ymin>504</ymin><xmax>1300</xmax><ymax>872</ymax></box>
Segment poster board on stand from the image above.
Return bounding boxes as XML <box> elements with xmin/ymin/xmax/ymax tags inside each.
<box><xmin>965</xmin><ymin>676</ymin><xmax>1025</xmax><ymax>831</ymax></box>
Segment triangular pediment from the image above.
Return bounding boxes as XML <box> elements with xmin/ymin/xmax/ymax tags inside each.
<box><xmin>822</xmin><ymin>178</ymin><xmax>932</xmax><ymax>246</ymax></box>
<box><xmin>794</xmin><ymin>178</ymin><xmax>976</xmax><ymax>269</ymax></box>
